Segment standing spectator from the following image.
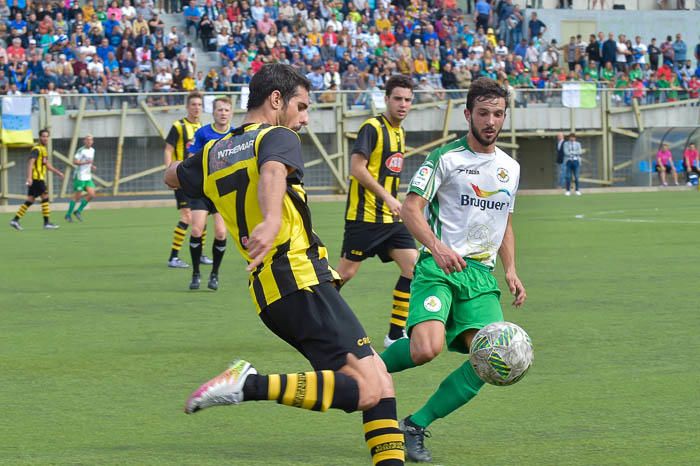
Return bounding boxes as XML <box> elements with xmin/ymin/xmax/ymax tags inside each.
<box><xmin>528</xmin><ymin>12</ymin><xmax>546</xmax><ymax>41</ymax></box>
<box><xmin>656</xmin><ymin>143</ymin><xmax>679</xmax><ymax>186</ymax></box>
<box><xmin>648</xmin><ymin>37</ymin><xmax>661</xmax><ymax>71</ymax></box>
<box><xmin>555</xmin><ymin>132</ymin><xmax>565</xmax><ymax>188</ymax></box>
<box><xmin>673</xmin><ymin>33</ymin><xmax>687</xmax><ymax>69</ymax></box>
<box><xmin>632</xmin><ymin>36</ymin><xmax>647</xmax><ymax>66</ymax></box>
<box><xmin>660</xmin><ymin>35</ymin><xmax>675</xmax><ymax>67</ymax></box>
<box><xmin>601</xmin><ymin>32</ymin><xmax>617</xmax><ymax>68</ymax></box>
<box><xmin>682</xmin><ymin>143</ymin><xmax>699</xmax><ymax>185</ymax></box>
<box><xmin>695</xmin><ymin>38</ymin><xmax>700</xmax><ymax>66</ymax></box>
<box><xmin>563</xmin><ymin>132</ymin><xmax>583</xmax><ymax>196</ymax></box>
<box><xmin>615</xmin><ymin>34</ymin><xmax>630</xmax><ymax>72</ymax></box>
<box><xmin>473</xmin><ymin>0</ymin><xmax>491</xmax><ymax>34</ymax></box>
<box><xmin>586</xmin><ymin>33</ymin><xmax>601</xmax><ymax>66</ymax></box>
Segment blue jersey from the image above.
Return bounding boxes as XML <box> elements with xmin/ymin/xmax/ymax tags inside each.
<box><xmin>188</xmin><ymin>123</ymin><xmax>232</xmax><ymax>155</ymax></box>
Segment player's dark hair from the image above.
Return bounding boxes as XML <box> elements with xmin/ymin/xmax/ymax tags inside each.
<box><xmin>385</xmin><ymin>74</ymin><xmax>414</xmax><ymax>97</ymax></box>
<box><xmin>39</xmin><ymin>128</ymin><xmax>50</xmax><ymax>137</ymax></box>
<box><xmin>186</xmin><ymin>91</ymin><xmax>203</xmax><ymax>105</ymax></box>
<box><xmin>247</xmin><ymin>64</ymin><xmax>310</xmax><ymax>111</ymax></box>
<box><xmin>466</xmin><ymin>77</ymin><xmax>510</xmax><ymax>113</ymax></box>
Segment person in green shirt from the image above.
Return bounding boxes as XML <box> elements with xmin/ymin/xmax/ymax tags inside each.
<box><xmin>629</xmin><ymin>64</ymin><xmax>643</xmax><ymax>81</ymax></box>
<box><xmin>584</xmin><ymin>60</ymin><xmax>599</xmax><ymax>80</ymax></box>
<box><xmin>601</xmin><ymin>62</ymin><xmax>616</xmax><ymax>81</ymax></box>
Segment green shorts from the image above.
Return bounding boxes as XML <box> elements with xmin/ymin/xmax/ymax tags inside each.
<box><xmin>73</xmin><ymin>179</ymin><xmax>96</xmax><ymax>192</ymax></box>
<box><xmin>407</xmin><ymin>253</ymin><xmax>503</xmax><ymax>354</ymax></box>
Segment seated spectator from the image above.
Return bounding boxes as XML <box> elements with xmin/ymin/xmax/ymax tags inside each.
<box><xmin>415</xmin><ymin>76</ymin><xmax>437</xmax><ymax>103</ymax></box>
<box><xmin>656</xmin><ymin>143</ymin><xmax>679</xmax><ymax>186</ymax></box>
<box><xmin>413</xmin><ymin>52</ymin><xmax>429</xmax><ymax>78</ymax></box>
<box><xmin>682</xmin><ymin>143</ymin><xmax>699</xmax><ymax>185</ymax></box>
<box><xmin>184</xmin><ymin>0</ymin><xmax>202</xmax><ymax>37</ymax></box>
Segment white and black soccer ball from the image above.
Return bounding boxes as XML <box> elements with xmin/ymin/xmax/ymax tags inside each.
<box><xmin>469</xmin><ymin>322</ymin><xmax>534</xmax><ymax>386</ymax></box>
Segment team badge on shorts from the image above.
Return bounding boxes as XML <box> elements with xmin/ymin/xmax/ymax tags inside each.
<box><xmin>497</xmin><ymin>168</ymin><xmax>510</xmax><ymax>183</ymax></box>
<box><xmin>424</xmin><ymin>296</ymin><xmax>442</xmax><ymax>312</ymax></box>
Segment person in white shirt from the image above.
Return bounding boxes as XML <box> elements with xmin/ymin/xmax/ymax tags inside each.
<box><xmin>381</xmin><ymin>77</ymin><xmax>526</xmax><ymax>462</ymax></box>
<box><xmin>616</xmin><ymin>34</ymin><xmax>629</xmax><ymax>72</ymax></box>
<box><xmin>632</xmin><ymin>36</ymin><xmax>647</xmax><ymax>65</ymax></box>
<box><xmin>65</xmin><ymin>134</ymin><xmax>96</xmax><ymax>222</ymax></box>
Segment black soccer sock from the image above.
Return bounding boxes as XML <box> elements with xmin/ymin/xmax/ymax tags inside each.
<box><xmin>388</xmin><ymin>276</ymin><xmax>411</xmax><ymax>339</ymax></box>
<box><xmin>243</xmin><ymin>370</ymin><xmax>359</xmax><ymax>413</ymax></box>
<box><xmin>189</xmin><ymin>235</ymin><xmax>202</xmax><ymax>274</ymax></box>
<box><xmin>14</xmin><ymin>201</ymin><xmax>32</xmax><ymax>221</ymax></box>
<box><xmin>212</xmin><ymin>238</ymin><xmax>226</xmax><ymax>274</ymax></box>
<box><xmin>170</xmin><ymin>221</ymin><xmax>188</xmax><ymax>260</ymax></box>
<box><xmin>363</xmin><ymin>398</ymin><xmax>405</xmax><ymax>465</ymax></box>
<box><xmin>41</xmin><ymin>200</ymin><xmax>50</xmax><ymax>224</ymax></box>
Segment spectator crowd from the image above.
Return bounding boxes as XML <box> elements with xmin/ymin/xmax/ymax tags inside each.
<box><xmin>1</xmin><ymin>0</ymin><xmax>700</xmax><ymax>109</ymax></box>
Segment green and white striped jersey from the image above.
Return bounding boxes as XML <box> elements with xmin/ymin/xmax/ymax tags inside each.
<box><xmin>407</xmin><ymin>136</ymin><xmax>520</xmax><ymax>268</ymax></box>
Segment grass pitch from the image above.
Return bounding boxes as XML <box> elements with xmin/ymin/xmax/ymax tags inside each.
<box><xmin>1</xmin><ymin>191</ymin><xmax>699</xmax><ymax>465</ymax></box>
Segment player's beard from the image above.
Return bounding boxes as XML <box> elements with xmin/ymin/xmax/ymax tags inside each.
<box><xmin>471</xmin><ymin>124</ymin><xmax>501</xmax><ymax>148</ymax></box>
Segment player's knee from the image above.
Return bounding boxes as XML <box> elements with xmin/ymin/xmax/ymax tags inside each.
<box><xmin>190</xmin><ymin>225</ymin><xmax>204</xmax><ymax>236</ymax></box>
<box><xmin>356</xmin><ymin>378</ymin><xmax>382</xmax><ymax>411</ymax></box>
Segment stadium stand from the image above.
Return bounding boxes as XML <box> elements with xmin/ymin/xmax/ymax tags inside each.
<box><xmin>1</xmin><ymin>0</ymin><xmax>699</xmax><ymax>107</ymax></box>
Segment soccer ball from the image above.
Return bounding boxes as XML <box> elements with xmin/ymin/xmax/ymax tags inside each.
<box><xmin>469</xmin><ymin>322</ymin><xmax>534</xmax><ymax>386</ymax></box>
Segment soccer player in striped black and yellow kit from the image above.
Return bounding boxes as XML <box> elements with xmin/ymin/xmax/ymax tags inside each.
<box><xmin>164</xmin><ymin>92</ymin><xmax>204</xmax><ymax>268</ymax></box>
<box><xmin>10</xmin><ymin>128</ymin><xmax>65</xmax><ymax>231</ymax></box>
<box><xmin>165</xmin><ymin>64</ymin><xmax>404</xmax><ymax>466</ymax></box>
<box><xmin>338</xmin><ymin>75</ymin><xmax>418</xmax><ymax>348</ymax></box>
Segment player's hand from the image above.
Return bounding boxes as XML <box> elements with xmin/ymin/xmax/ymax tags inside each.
<box><xmin>91</xmin><ymin>165</ymin><xmax>96</xmax><ymax>171</ymax></box>
<box><xmin>58</xmin><ymin>172</ymin><xmax>65</xmax><ymax>179</ymax></box>
<box><xmin>25</xmin><ymin>178</ymin><xmax>31</xmax><ymax>186</ymax></box>
<box><xmin>245</xmin><ymin>220</ymin><xmax>280</xmax><ymax>272</ymax></box>
<box><xmin>384</xmin><ymin>196</ymin><xmax>402</xmax><ymax>217</ymax></box>
<box><xmin>430</xmin><ymin>240</ymin><xmax>466</xmax><ymax>274</ymax></box>
<box><xmin>505</xmin><ymin>270</ymin><xmax>527</xmax><ymax>307</ymax></box>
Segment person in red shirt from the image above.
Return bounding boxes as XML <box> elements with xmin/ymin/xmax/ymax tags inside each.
<box><xmin>682</xmin><ymin>142</ymin><xmax>699</xmax><ymax>185</ymax></box>
<box><xmin>379</xmin><ymin>27</ymin><xmax>396</xmax><ymax>47</ymax></box>
<box><xmin>6</xmin><ymin>38</ymin><xmax>25</xmax><ymax>64</ymax></box>
<box><xmin>688</xmin><ymin>75</ymin><xmax>700</xmax><ymax>99</ymax></box>
<box><xmin>322</xmin><ymin>25</ymin><xmax>338</xmax><ymax>48</ymax></box>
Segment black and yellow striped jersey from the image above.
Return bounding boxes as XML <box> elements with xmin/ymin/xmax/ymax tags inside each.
<box><xmin>177</xmin><ymin>122</ymin><xmax>339</xmax><ymax>312</ymax></box>
<box><xmin>165</xmin><ymin>118</ymin><xmax>202</xmax><ymax>161</ymax></box>
<box><xmin>30</xmin><ymin>144</ymin><xmax>48</xmax><ymax>181</ymax></box>
<box><xmin>345</xmin><ymin>114</ymin><xmax>407</xmax><ymax>224</ymax></box>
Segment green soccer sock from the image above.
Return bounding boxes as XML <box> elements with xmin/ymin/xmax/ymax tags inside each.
<box><xmin>380</xmin><ymin>337</ymin><xmax>417</xmax><ymax>373</ymax></box>
<box><xmin>67</xmin><ymin>200</ymin><xmax>76</xmax><ymax>215</ymax></box>
<box><xmin>410</xmin><ymin>361</ymin><xmax>484</xmax><ymax>429</ymax></box>
<box><xmin>76</xmin><ymin>198</ymin><xmax>89</xmax><ymax>213</ymax></box>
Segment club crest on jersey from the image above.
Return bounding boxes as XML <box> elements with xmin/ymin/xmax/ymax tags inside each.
<box><xmin>497</xmin><ymin>167</ymin><xmax>510</xmax><ymax>183</ymax></box>
<box><xmin>424</xmin><ymin>296</ymin><xmax>442</xmax><ymax>312</ymax></box>
<box><xmin>385</xmin><ymin>153</ymin><xmax>404</xmax><ymax>173</ymax></box>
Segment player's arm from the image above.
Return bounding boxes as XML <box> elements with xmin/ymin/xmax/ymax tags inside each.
<box><xmin>25</xmin><ymin>154</ymin><xmax>35</xmax><ymax>185</ymax></box>
<box><xmin>498</xmin><ymin>213</ymin><xmax>526</xmax><ymax>307</ymax></box>
<box><xmin>350</xmin><ymin>154</ymin><xmax>401</xmax><ymax>216</ymax></box>
<box><xmin>46</xmin><ymin>159</ymin><xmax>65</xmax><ymax>178</ymax></box>
<box><xmin>401</xmin><ymin>192</ymin><xmax>466</xmax><ymax>274</ymax></box>
<box><xmin>246</xmin><ymin>127</ymin><xmax>305</xmax><ymax>271</ymax></box>
<box><xmin>246</xmin><ymin>160</ymin><xmax>288</xmax><ymax>272</ymax></box>
<box><xmin>164</xmin><ymin>124</ymin><xmax>179</xmax><ymax>166</ymax></box>
<box><xmin>168</xmin><ymin>149</ymin><xmax>204</xmax><ymax>195</ymax></box>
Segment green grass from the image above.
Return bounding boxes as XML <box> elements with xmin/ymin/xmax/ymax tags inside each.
<box><xmin>1</xmin><ymin>191</ymin><xmax>699</xmax><ymax>465</ymax></box>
